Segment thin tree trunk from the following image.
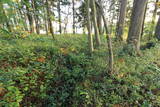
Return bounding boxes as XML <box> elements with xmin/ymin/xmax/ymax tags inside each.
<box><xmin>72</xmin><ymin>0</ymin><xmax>76</xmax><ymax>34</ymax></box>
<box><xmin>91</xmin><ymin>0</ymin><xmax>101</xmax><ymax>47</ymax></box>
<box><xmin>96</xmin><ymin>1</ymin><xmax>114</xmax><ymax>73</ymax></box>
<box><xmin>87</xmin><ymin>0</ymin><xmax>94</xmax><ymax>54</ymax></box>
<box><xmin>46</xmin><ymin>0</ymin><xmax>55</xmax><ymax>39</ymax></box>
<box><xmin>24</xmin><ymin>0</ymin><xmax>34</xmax><ymax>33</ymax></box>
<box><xmin>141</xmin><ymin>3</ymin><xmax>148</xmax><ymax>38</ymax></box>
<box><xmin>155</xmin><ymin>15</ymin><xmax>160</xmax><ymax>40</ymax></box>
<box><xmin>32</xmin><ymin>0</ymin><xmax>40</xmax><ymax>34</ymax></box>
<box><xmin>150</xmin><ymin>0</ymin><xmax>159</xmax><ymax>36</ymax></box>
<box><xmin>97</xmin><ymin>0</ymin><xmax>103</xmax><ymax>35</ymax></box>
<box><xmin>116</xmin><ymin>0</ymin><xmax>127</xmax><ymax>41</ymax></box>
<box><xmin>58</xmin><ymin>0</ymin><xmax>62</xmax><ymax>34</ymax></box>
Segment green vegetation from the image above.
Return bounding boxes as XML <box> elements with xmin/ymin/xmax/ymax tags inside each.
<box><xmin>0</xmin><ymin>33</ymin><xmax>160</xmax><ymax>107</ymax></box>
<box><xmin>0</xmin><ymin>0</ymin><xmax>160</xmax><ymax>106</ymax></box>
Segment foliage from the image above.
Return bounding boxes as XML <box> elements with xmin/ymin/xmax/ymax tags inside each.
<box><xmin>0</xmin><ymin>34</ymin><xmax>160</xmax><ymax>107</ymax></box>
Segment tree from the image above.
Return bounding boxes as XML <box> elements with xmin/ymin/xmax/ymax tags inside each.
<box><xmin>127</xmin><ymin>0</ymin><xmax>148</xmax><ymax>53</ymax></box>
<box><xmin>96</xmin><ymin>1</ymin><xmax>114</xmax><ymax>73</ymax></box>
<box><xmin>31</xmin><ymin>0</ymin><xmax>40</xmax><ymax>34</ymax></box>
<box><xmin>97</xmin><ymin>0</ymin><xmax>103</xmax><ymax>35</ymax></box>
<box><xmin>58</xmin><ymin>0</ymin><xmax>62</xmax><ymax>34</ymax></box>
<box><xmin>46</xmin><ymin>0</ymin><xmax>54</xmax><ymax>39</ymax></box>
<box><xmin>155</xmin><ymin>13</ymin><xmax>160</xmax><ymax>40</ymax></box>
<box><xmin>91</xmin><ymin>0</ymin><xmax>101</xmax><ymax>47</ymax></box>
<box><xmin>116</xmin><ymin>0</ymin><xmax>127</xmax><ymax>40</ymax></box>
<box><xmin>72</xmin><ymin>0</ymin><xmax>76</xmax><ymax>34</ymax></box>
<box><xmin>150</xmin><ymin>0</ymin><xmax>159</xmax><ymax>36</ymax></box>
<box><xmin>24</xmin><ymin>0</ymin><xmax>35</xmax><ymax>33</ymax></box>
<box><xmin>86</xmin><ymin>0</ymin><xmax>94</xmax><ymax>54</ymax></box>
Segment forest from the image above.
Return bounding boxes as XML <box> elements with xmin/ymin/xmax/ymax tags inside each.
<box><xmin>0</xmin><ymin>0</ymin><xmax>160</xmax><ymax>106</ymax></box>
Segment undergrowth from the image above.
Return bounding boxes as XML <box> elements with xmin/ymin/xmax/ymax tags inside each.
<box><xmin>0</xmin><ymin>34</ymin><xmax>160</xmax><ymax>107</ymax></box>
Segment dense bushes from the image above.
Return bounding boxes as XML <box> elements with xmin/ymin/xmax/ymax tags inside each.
<box><xmin>0</xmin><ymin>35</ymin><xmax>160</xmax><ymax>107</ymax></box>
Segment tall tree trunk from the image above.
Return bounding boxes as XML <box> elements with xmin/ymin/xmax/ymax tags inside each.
<box><xmin>127</xmin><ymin>0</ymin><xmax>148</xmax><ymax>53</ymax></box>
<box><xmin>87</xmin><ymin>0</ymin><xmax>94</xmax><ymax>54</ymax></box>
<box><xmin>46</xmin><ymin>0</ymin><xmax>55</xmax><ymax>39</ymax></box>
<box><xmin>58</xmin><ymin>0</ymin><xmax>62</xmax><ymax>34</ymax></box>
<box><xmin>97</xmin><ymin>0</ymin><xmax>103</xmax><ymax>35</ymax></box>
<box><xmin>155</xmin><ymin>15</ymin><xmax>160</xmax><ymax>40</ymax></box>
<box><xmin>116</xmin><ymin>0</ymin><xmax>127</xmax><ymax>41</ymax></box>
<box><xmin>31</xmin><ymin>0</ymin><xmax>40</xmax><ymax>34</ymax></box>
<box><xmin>150</xmin><ymin>0</ymin><xmax>159</xmax><ymax>36</ymax></box>
<box><xmin>42</xmin><ymin>0</ymin><xmax>48</xmax><ymax>35</ymax></box>
<box><xmin>91</xmin><ymin>0</ymin><xmax>101</xmax><ymax>47</ymax></box>
<box><xmin>141</xmin><ymin>3</ymin><xmax>148</xmax><ymax>38</ymax></box>
<box><xmin>72</xmin><ymin>0</ymin><xmax>76</xmax><ymax>34</ymax></box>
<box><xmin>24</xmin><ymin>0</ymin><xmax>34</xmax><ymax>33</ymax></box>
<box><xmin>96</xmin><ymin>1</ymin><xmax>114</xmax><ymax>73</ymax></box>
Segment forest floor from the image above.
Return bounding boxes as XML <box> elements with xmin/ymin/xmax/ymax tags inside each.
<box><xmin>0</xmin><ymin>34</ymin><xmax>160</xmax><ymax>107</ymax></box>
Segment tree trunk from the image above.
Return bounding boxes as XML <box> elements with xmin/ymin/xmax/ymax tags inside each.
<box><xmin>97</xmin><ymin>0</ymin><xmax>103</xmax><ymax>35</ymax></box>
<box><xmin>24</xmin><ymin>0</ymin><xmax>34</xmax><ymax>33</ymax></box>
<box><xmin>58</xmin><ymin>0</ymin><xmax>62</xmax><ymax>34</ymax></box>
<box><xmin>91</xmin><ymin>0</ymin><xmax>101</xmax><ymax>47</ymax></box>
<box><xmin>87</xmin><ymin>0</ymin><xmax>94</xmax><ymax>54</ymax></box>
<box><xmin>32</xmin><ymin>0</ymin><xmax>40</xmax><ymax>34</ymax></box>
<box><xmin>141</xmin><ymin>3</ymin><xmax>148</xmax><ymax>38</ymax></box>
<box><xmin>150</xmin><ymin>0</ymin><xmax>159</xmax><ymax>36</ymax></box>
<box><xmin>46</xmin><ymin>0</ymin><xmax>55</xmax><ymax>39</ymax></box>
<box><xmin>155</xmin><ymin>15</ymin><xmax>160</xmax><ymax>40</ymax></box>
<box><xmin>127</xmin><ymin>0</ymin><xmax>148</xmax><ymax>52</ymax></box>
<box><xmin>116</xmin><ymin>0</ymin><xmax>127</xmax><ymax>40</ymax></box>
<box><xmin>72</xmin><ymin>0</ymin><xmax>76</xmax><ymax>34</ymax></box>
<box><xmin>96</xmin><ymin>1</ymin><xmax>114</xmax><ymax>73</ymax></box>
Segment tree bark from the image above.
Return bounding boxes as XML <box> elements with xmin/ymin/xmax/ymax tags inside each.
<box><xmin>24</xmin><ymin>0</ymin><xmax>34</xmax><ymax>33</ymax></box>
<box><xmin>87</xmin><ymin>0</ymin><xmax>94</xmax><ymax>54</ymax></box>
<box><xmin>72</xmin><ymin>0</ymin><xmax>76</xmax><ymax>34</ymax></box>
<box><xmin>46</xmin><ymin>0</ymin><xmax>55</xmax><ymax>39</ymax></box>
<box><xmin>127</xmin><ymin>0</ymin><xmax>148</xmax><ymax>52</ymax></box>
<box><xmin>97</xmin><ymin>0</ymin><xmax>103</xmax><ymax>35</ymax></box>
<box><xmin>141</xmin><ymin>3</ymin><xmax>148</xmax><ymax>38</ymax></box>
<box><xmin>96</xmin><ymin>1</ymin><xmax>114</xmax><ymax>73</ymax></box>
<box><xmin>150</xmin><ymin>0</ymin><xmax>159</xmax><ymax>36</ymax></box>
<box><xmin>58</xmin><ymin>0</ymin><xmax>62</xmax><ymax>34</ymax></box>
<box><xmin>91</xmin><ymin>0</ymin><xmax>101</xmax><ymax>47</ymax></box>
<box><xmin>31</xmin><ymin>0</ymin><xmax>40</xmax><ymax>34</ymax></box>
<box><xmin>116</xmin><ymin>0</ymin><xmax>127</xmax><ymax>40</ymax></box>
<box><xmin>155</xmin><ymin>15</ymin><xmax>160</xmax><ymax>40</ymax></box>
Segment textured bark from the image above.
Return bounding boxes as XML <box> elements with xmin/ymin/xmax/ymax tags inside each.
<box><xmin>87</xmin><ymin>0</ymin><xmax>94</xmax><ymax>54</ymax></box>
<box><xmin>116</xmin><ymin>0</ymin><xmax>127</xmax><ymax>40</ymax></box>
<box><xmin>155</xmin><ymin>15</ymin><xmax>160</xmax><ymax>40</ymax></box>
<box><xmin>127</xmin><ymin>0</ymin><xmax>148</xmax><ymax>52</ymax></box>
<box><xmin>91</xmin><ymin>0</ymin><xmax>101</xmax><ymax>47</ymax></box>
